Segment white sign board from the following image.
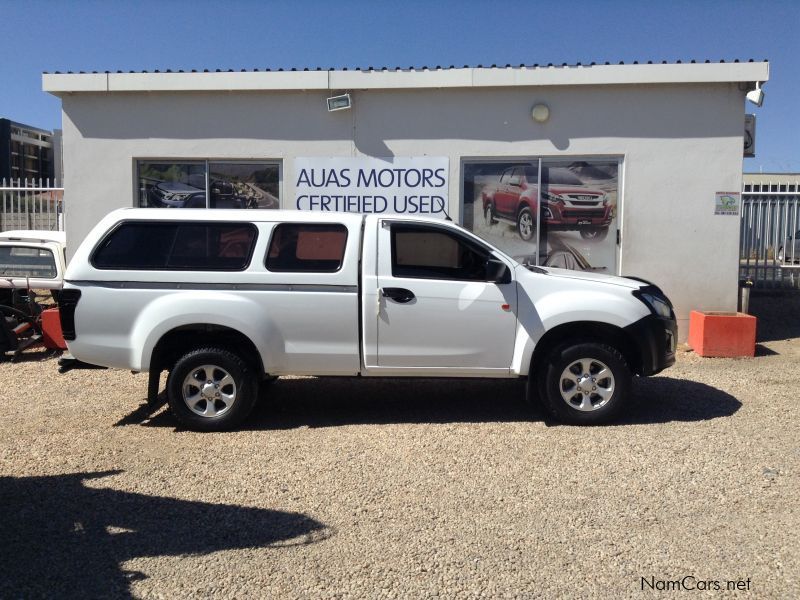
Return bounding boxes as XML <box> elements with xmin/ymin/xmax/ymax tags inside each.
<box><xmin>294</xmin><ymin>157</ymin><xmax>449</xmax><ymax>217</ymax></box>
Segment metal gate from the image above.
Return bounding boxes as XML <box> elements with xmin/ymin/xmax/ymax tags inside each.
<box><xmin>740</xmin><ymin>178</ymin><xmax>800</xmax><ymax>289</ymax></box>
<box><xmin>0</xmin><ymin>178</ymin><xmax>63</xmax><ymax>232</ymax></box>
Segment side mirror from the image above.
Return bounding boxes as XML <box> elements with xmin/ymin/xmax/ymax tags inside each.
<box><xmin>486</xmin><ymin>258</ymin><xmax>512</xmax><ymax>284</ymax></box>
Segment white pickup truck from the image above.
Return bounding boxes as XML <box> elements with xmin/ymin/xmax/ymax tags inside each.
<box><xmin>60</xmin><ymin>208</ymin><xmax>676</xmax><ymax>431</ymax></box>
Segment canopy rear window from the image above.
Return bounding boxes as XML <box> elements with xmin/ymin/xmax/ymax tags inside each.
<box><xmin>0</xmin><ymin>246</ymin><xmax>57</xmax><ymax>278</ymax></box>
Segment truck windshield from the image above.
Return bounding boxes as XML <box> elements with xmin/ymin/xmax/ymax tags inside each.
<box><xmin>542</xmin><ymin>168</ymin><xmax>584</xmax><ymax>186</ymax></box>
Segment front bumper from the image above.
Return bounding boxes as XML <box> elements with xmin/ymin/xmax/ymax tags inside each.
<box><xmin>543</xmin><ymin>203</ymin><xmax>613</xmax><ymax>227</ymax></box>
<box><xmin>623</xmin><ymin>314</ymin><xmax>677</xmax><ymax>376</ymax></box>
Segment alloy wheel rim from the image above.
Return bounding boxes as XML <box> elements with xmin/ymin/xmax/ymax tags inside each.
<box><xmin>558</xmin><ymin>358</ymin><xmax>615</xmax><ymax>412</ymax></box>
<box><xmin>520</xmin><ymin>213</ymin><xmax>532</xmax><ymax>237</ymax></box>
<box><xmin>182</xmin><ymin>364</ymin><xmax>237</xmax><ymax>418</ymax></box>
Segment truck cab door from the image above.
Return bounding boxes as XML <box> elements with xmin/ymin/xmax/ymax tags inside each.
<box><xmin>366</xmin><ymin>220</ymin><xmax>518</xmax><ymax>374</ymax></box>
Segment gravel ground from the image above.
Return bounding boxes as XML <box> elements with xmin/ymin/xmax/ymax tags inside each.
<box><xmin>1</xmin><ymin>294</ymin><xmax>798</xmax><ymax>599</ymax></box>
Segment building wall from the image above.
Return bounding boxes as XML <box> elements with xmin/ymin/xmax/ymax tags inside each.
<box><xmin>60</xmin><ymin>82</ymin><xmax>747</xmax><ymax>338</ymax></box>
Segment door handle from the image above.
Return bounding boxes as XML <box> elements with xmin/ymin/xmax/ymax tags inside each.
<box><xmin>381</xmin><ymin>287</ymin><xmax>415</xmax><ymax>303</ymax></box>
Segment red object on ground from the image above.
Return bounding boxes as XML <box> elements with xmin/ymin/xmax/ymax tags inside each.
<box><xmin>41</xmin><ymin>307</ymin><xmax>67</xmax><ymax>350</ymax></box>
<box><xmin>688</xmin><ymin>310</ymin><xmax>757</xmax><ymax>357</ymax></box>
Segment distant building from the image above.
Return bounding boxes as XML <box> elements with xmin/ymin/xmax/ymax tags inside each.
<box><xmin>743</xmin><ymin>172</ymin><xmax>800</xmax><ymax>193</ymax></box>
<box><xmin>0</xmin><ymin>118</ymin><xmax>55</xmax><ymax>182</ymax></box>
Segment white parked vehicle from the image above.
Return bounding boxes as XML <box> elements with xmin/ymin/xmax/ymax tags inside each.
<box><xmin>60</xmin><ymin>209</ymin><xmax>676</xmax><ymax>431</ymax></box>
<box><xmin>0</xmin><ymin>230</ymin><xmax>67</xmax><ymax>296</ymax></box>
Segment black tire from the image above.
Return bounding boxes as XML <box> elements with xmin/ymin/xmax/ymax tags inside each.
<box><xmin>536</xmin><ymin>341</ymin><xmax>631</xmax><ymax>425</ymax></box>
<box><xmin>579</xmin><ymin>227</ymin><xmax>609</xmax><ymax>241</ymax></box>
<box><xmin>517</xmin><ymin>206</ymin><xmax>536</xmax><ymax>241</ymax></box>
<box><xmin>777</xmin><ymin>247</ymin><xmax>784</xmax><ymax>263</ymax></box>
<box><xmin>166</xmin><ymin>347</ymin><xmax>259</xmax><ymax>432</ymax></box>
<box><xmin>484</xmin><ymin>202</ymin><xmax>498</xmax><ymax>226</ymax></box>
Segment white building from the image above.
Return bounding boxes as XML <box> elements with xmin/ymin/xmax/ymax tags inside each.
<box><xmin>43</xmin><ymin>60</ymin><xmax>769</xmax><ymax>339</ymax></box>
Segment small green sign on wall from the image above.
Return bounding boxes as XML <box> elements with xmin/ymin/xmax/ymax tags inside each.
<box><xmin>715</xmin><ymin>192</ymin><xmax>740</xmax><ymax>216</ymax></box>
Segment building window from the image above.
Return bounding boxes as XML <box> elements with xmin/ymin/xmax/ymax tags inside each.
<box><xmin>137</xmin><ymin>160</ymin><xmax>280</xmax><ymax>209</ymax></box>
<box><xmin>462</xmin><ymin>157</ymin><xmax>620</xmax><ymax>273</ymax></box>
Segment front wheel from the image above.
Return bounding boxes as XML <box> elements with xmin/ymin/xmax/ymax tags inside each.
<box><xmin>517</xmin><ymin>206</ymin><xmax>536</xmax><ymax>241</ymax></box>
<box><xmin>166</xmin><ymin>347</ymin><xmax>259</xmax><ymax>431</ymax></box>
<box><xmin>580</xmin><ymin>227</ymin><xmax>609</xmax><ymax>241</ymax></box>
<box><xmin>537</xmin><ymin>342</ymin><xmax>631</xmax><ymax>425</ymax></box>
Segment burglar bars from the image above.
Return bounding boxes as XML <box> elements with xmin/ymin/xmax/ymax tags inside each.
<box><xmin>0</xmin><ymin>177</ymin><xmax>64</xmax><ymax>232</ymax></box>
<box><xmin>740</xmin><ymin>179</ymin><xmax>800</xmax><ymax>289</ymax></box>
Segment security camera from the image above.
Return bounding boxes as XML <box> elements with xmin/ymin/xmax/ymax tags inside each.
<box><xmin>746</xmin><ymin>82</ymin><xmax>764</xmax><ymax>107</ymax></box>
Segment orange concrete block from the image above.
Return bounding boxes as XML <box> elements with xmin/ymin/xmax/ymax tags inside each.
<box><xmin>41</xmin><ymin>307</ymin><xmax>67</xmax><ymax>350</ymax></box>
<box><xmin>687</xmin><ymin>310</ymin><xmax>757</xmax><ymax>357</ymax></box>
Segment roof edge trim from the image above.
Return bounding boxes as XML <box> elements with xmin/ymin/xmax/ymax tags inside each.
<box><xmin>43</xmin><ymin>62</ymin><xmax>770</xmax><ymax>94</ymax></box>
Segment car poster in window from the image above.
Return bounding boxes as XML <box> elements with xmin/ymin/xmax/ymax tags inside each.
<box><xmin>138</xmin><ymin>162</ymin><xmax>206</xmax><ymax>208</ymax></box>
<box><xmin>463</xmin><ymin>159</ymin><xmax>619</xmax><ymax>273</ymax></box>
<box><xmin>137</xmin><ymin>161</ymin><xmax>280</xmax><ymax>209</ymax></box>
<box><xmin>208</xmin><ymin>163</ymin><xmax>280</xmax><ymax>209</ymax></box>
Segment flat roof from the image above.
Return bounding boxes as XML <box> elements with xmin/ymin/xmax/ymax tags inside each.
<box><xmin>43</xmin><ymin>61</ymin><xmax>769</xmax><ymax>94</ymax></box>
<box><xmin>0</xmin><ymin>118</ymin><xmax>53</xmax><ymax>135</ymax></box>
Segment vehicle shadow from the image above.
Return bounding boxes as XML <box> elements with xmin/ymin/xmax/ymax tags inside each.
<box><xmin>619</xmin><ymin>376</ymin><xmax>741</xmax><ymax>425</ymax></box>
<box><xmin>0</xmin><ymin>348</ymin><xmax>62</xmax><ymax>364</ymax></box>
<box><xmin>133</xmin><ymin>375</ymin><xmax>740</xmax><ymax>430</ymax></box>
<box><xmin>0</xmin><ymin>471</ymin><xmax>329</xmax><ymax>599</ymax></box>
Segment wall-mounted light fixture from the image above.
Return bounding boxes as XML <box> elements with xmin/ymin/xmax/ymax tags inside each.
<box><xmin>531</xmin><ymin>103</ymin><xmax>550</xmax><ymax>123</ymax></box>
<box><xmin>327</xmin><ymin>93</ymin><xmax>352</xmax><ymax>112</ymax></box>
<box><xmin>746</xmin><ymin>82</ymin><xmax>764</xmax><ymax>107</ymax></box>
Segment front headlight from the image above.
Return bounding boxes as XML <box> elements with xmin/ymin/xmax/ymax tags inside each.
<box><xmin>638</xmin><ymin>292</ymin><xmax>673</xmax><ymax>318</ymax></box>
<box><xmin>542</xmin><ymin>191</ymin><xmax>564</xmax><ymax>203</ymax></box>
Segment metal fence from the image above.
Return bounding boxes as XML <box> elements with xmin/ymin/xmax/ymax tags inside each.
<box><xmin>0</xmin><ymin>178</ymin><xmax>63</xmax><ymax>232</ymax></box>
<box><xmin>740</xmin><ymin>179</ymin><xmax>800</xmax><ymax>289</ymax></box>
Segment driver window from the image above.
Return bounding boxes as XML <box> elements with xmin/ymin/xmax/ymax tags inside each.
<box><xmin>391</xmin><ymin>224</ymin><xmax>490</xmax><ymax>281</ymax></box>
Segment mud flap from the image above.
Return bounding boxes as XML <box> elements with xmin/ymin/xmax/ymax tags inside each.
<box><xmin>147</xmin><ymin>368</ymin><xmax>165</xmax><ymax>408</ymax></box>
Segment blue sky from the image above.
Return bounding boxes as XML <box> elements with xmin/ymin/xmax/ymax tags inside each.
<box><xmin>2</xmin><ymin>0</ymin><xmax>798</xmax><ymax>172</ymax></box>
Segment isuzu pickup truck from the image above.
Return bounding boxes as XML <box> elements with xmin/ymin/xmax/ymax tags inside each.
<box><xmin>60</xmin><ymin>209</ymin><xmax>676</xmax><ymax>431</ymax></box>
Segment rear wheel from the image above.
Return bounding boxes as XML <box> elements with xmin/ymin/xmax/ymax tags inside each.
<box><xmin>166</xmin><ymin>347</ymin><xmax>258</xmax><ymax>431</ymax></box>
<box><xmin>517</xmin><ymin>206</ymin><xmax>536</xmax><ymax>241</ymax></box>
<box><xmin>537</xmin><ymin>341</ymin><xmax>631</xmax><ymax>425</ymax></box>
